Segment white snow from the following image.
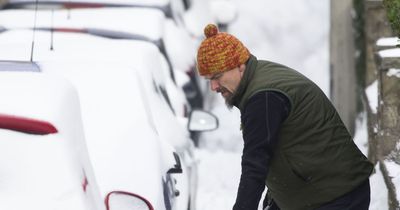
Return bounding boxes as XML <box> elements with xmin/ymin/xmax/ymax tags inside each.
<box><xmin>379</xmin><ymin>48</ymin><xmax>400</xmax><ymax>58</ymax></box>
<box><xmin>353</xmin><ymin>114</ymin><xmax>388</xmax><ymax>210</ymax></box>
<box><xmin>209</xmin><ymin>0</ymin><xmax>237</xmax><ymax>24</ymax></box>
<box><xmin>0</xmin><ymin>8</ymin><xmax>166</xmax><ymax>41</ymax></box>
<box><xmin>384</xmin><ymin>160</ymin><xmax>400</xmax><ymax>206</ymax></box>
<box><xmin>370</xmin><ymin>164</ymin><xmax>389</xmax><ymax>210</ymax></box>
<box><xmin>366</xmin><ymin>80</ymin><xmax>378</xmax><ymax>114</ymax></box>
<box><xmin>354</xmin><ymin>113</ymin><xmax>369</xmax><ymax>156</ymax></box>
<box><xmin>8</xmin><ymin>0</ymin><xmax>169</xmax><ymax>6</ymax></box>
<box><xmin>195</xmin><ymin>149</ymin><xmax>241</xmax><ymax>210</ymax></box>
<box><xmin>377</xmin><ymin>37</ymin><xmax>399</xmax><ymax>47</ymax></box>
<box><xmin>229</xmin><ymin>0</ymin><xmax>330</xmax><ymax>95</ymax></box>
<box><xmin>387</xmin><ymin>68</ymin><xmax>400</xmax><ymax>78</ymax></box>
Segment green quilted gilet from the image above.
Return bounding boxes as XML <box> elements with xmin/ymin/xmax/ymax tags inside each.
<box><xmin>236</xmin><ymin>55</ymin><xmax>373</xmax><ymax>210</ymax></box>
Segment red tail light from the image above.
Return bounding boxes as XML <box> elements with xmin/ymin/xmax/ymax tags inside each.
<box><xmin>53</xmin><ymin>28</ymin><xmax>87</xmax><ymax>33</ymax></box>
<box><xmin>0</xmin><ymin>114</ymin><xmax>58</xmax><ymax>135</ymax></box>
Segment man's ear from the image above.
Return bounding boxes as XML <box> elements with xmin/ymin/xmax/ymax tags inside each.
<box><xmin>239</xmin><ymin>64</ymin><xmax>246</xmax><ymax>72</ymax></box>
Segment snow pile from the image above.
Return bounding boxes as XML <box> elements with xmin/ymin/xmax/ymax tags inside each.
<box><xmin>369</xmin><ymin>164</ymin><xmax>389</xmax><ymax>210</ymax></box>
<box><xmin>385</xmin><ymin>160</ymin><xmax>400</xmax><ymax>206</ymax></box>
<box><xmin>195</xmin><ymin>149</ymin><xmax>241</xmax><ymax>210</ymax></box>
<box><xmin>366</xmin><ymin>80</ymin><xmax>378</xmax><ymax>114</ymax></box>
<box><xmin>353</xmin><ymin>113</ymin><xmax>369</xmax><ymax>156</ymax></box>
<box><xmin>353</xmin><ymin>113</ymin><xmax>388</xmax><ymax>210</ymax></box>
<box><xmin>379</xmin><ymin>48</ymin><xmax>400</xmax><ymax>58</ymax></box>
<box><xmin>387</xmin><ymin>68</ymin><xmax>400</xmax><ymax>78</ymax></box>
<box><xmin>376</xmin><ymin>37</ymin><xmax>399</xmax><ymax>47</ymax></box>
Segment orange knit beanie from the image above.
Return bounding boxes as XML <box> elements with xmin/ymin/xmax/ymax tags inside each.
<box><xmin>196</xmin><ymin>24</ymin><xmax>250</xmax><ymax>76</ymax></box>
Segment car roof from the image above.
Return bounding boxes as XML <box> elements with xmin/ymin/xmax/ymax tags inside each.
<box><xmin>5</xmin><ymin>0</ymin><xmax>170</xmax><ymax>7</ymax></box>
<box><xmin>0</xmin><ymin>29</ymin><xmax>169</xmax><ymax>92</ymax></box>
<box><xmin>0</xmin><ymin>7</ymin><xmax>165</xmax><ymax>40</ymax></box>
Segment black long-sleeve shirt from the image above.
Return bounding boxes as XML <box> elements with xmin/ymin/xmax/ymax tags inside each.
<box><xmin>233</xmin><ymin>91</ymin><xmax>291</xmax><ymax>210</ymax></box>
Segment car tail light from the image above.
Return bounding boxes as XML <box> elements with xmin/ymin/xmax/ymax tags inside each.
<box><xmin>53</xmin><ymin>28</ymin><xmax>87</xmax><ymax>33</ymax></box>
<box><xmin>105</xmin><ymin>191</ymin><xmax>154</xmax><ymax>210</ymax></box>
<box><xmin>0</xmin><ymin>114</ymin><xmax>58</xmax><ymax>135</ymax></box>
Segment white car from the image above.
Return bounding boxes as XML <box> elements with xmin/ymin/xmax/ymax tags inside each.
<box><xmin>2</xmin><ymin>0</ymin><xmax>187</xmax><ymax>26</ymax></box>
<box><xmin>0</xmin><ymin>6</ymin><xmax>202</xmax><ymax>111</ymax></box>
<box><xmin>0</xmin><ymin>6</ymin><xmax>206</xmax><ymax>145</ymax></box>
<box><xmin>0</xmin><ymin>29</ymin><xmax>218</xmax><ymax>209</ymax></box>
<box><xmin>0</xmin><ymin>72</ymin><xmax>104</xmax><ymax>210</ymax></box>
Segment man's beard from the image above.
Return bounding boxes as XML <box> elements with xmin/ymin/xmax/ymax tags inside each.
<box><xmin>217</xmin><ymin>87</ymin><xmax>235</xmax><ymax>109</ymax></box>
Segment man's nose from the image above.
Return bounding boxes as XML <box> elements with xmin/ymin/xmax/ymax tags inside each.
<box><xmin>210</xmin><ymin>80</ymin><xmax>219</xmax><ymax>91</ymax></box>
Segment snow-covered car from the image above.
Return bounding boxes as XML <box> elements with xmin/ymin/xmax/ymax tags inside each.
<box><xmin>0</xmin><ymin>6</ymin><xmax>205</xmax><ymax>142</ymax></box>
<box><xmin>2</xmin><ymin>0</ymin><xmax>187</xmax><ymax>26</ymax></box>
<box><xmin>0</xmin><ymin>5</ymin><xmax>203</xmax><ymax>110</ymax></box>
<box><xmin>42</xmin><ymin>60</ymin><xmax>186</xmax><ymax>210</ymax></box>
<box><xmin>0</xmin><ymin>72</ymin><xmax>104</xmax><ymax>210</ymax></box>
<box><xmin>0</xmin><ymin>29</ymin><xmax>218</xmax><ymax>210</ymax></box>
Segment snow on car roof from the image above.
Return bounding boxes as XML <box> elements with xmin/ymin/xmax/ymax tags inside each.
<box><xmin>0</xmin><ymin>7</ymin><xmax>165</xmax><ymax>40</ymax></box>
<box><xmin>0</xmin><ymin>29</ymin><xmax>168</xmax><ymax>92</ymax></box>
<box><xmin>6</xmin><ymin>0</ymin><xmax>169</xmax><ymax>6</ymax></box>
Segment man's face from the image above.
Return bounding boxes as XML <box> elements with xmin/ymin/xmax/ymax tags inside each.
<box><xmin>204</xmin><ymin>65</ymin><xmax>245</xmax><ymax>101</ymax></box>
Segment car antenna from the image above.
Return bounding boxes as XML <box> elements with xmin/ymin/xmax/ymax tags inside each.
<box><xmin>30</xmin><ymin>0</ymin><xmax>39</xmax><ymax>62</ymax></box>
<box><xmin>67</xmin><ymin>0</ymin><xmax>71</xmax><ymax>19</ymax></box>
<box><xmin>50</xmin><ymin>9</ymin><xmax>54</xmax><ymax>50</ymax></box>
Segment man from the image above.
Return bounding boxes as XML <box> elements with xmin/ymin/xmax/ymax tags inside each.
<box><xmin>196</xmin><ymin>24</ymin><xmax>373</xmax><ymax>210</ymax></box>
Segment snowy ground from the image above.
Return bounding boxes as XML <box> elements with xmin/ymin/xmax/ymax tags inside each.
<box><xmin>195</xmin><ymin>0</ymin><xmax>387</xmax><ymax>209</ymax></box>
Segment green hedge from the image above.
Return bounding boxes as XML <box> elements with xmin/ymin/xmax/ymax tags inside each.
<box><xmin>384</xmin><ymin>0</ymin><xmax>400</xmax><ymax>38</ymax></box>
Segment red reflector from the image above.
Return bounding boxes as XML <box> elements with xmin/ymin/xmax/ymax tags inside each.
<box><xmin>63</xmin><ymin>2</ymin><xmax>105</xmax><ymax>9</ymax></box>
<box><xmin>0</xmin><ymin>114</ymin><xmax>58</xmax><ymax>135</ymax></box>
<box><xmin>54</xmin><ymin>28</ymin><xmax>86</xmax><ymax>33</ymax></box>
<box><xmin>82</xmin><ymin>176</ymin><xmax>88</xmax><ymax>192</ymax></box>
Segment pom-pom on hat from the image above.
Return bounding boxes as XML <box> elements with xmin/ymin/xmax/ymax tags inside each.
<box><xmin>197</xmin><ymin>24</ymin><xmax>250</xmax><ymax>76</ymax></box>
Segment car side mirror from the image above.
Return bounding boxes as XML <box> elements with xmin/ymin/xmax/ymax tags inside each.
<box><xmin>105</xmin><ymin>191</ymin><xmax>153</xmax><ymax>210</ymax></box>
<box><xmin>210</xmin><ymin>0</ymin><xmax>237</xmax><ymax>25</ymax></box>
<box><xmin>188</xmin><ymin>110</ymin><xmax>218</xmax><ymax>132</ymax></box>
<box><xmin>167</xmin><ymin>152</ymin><xmax>182</xmax><ymax>174</ymax></box>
